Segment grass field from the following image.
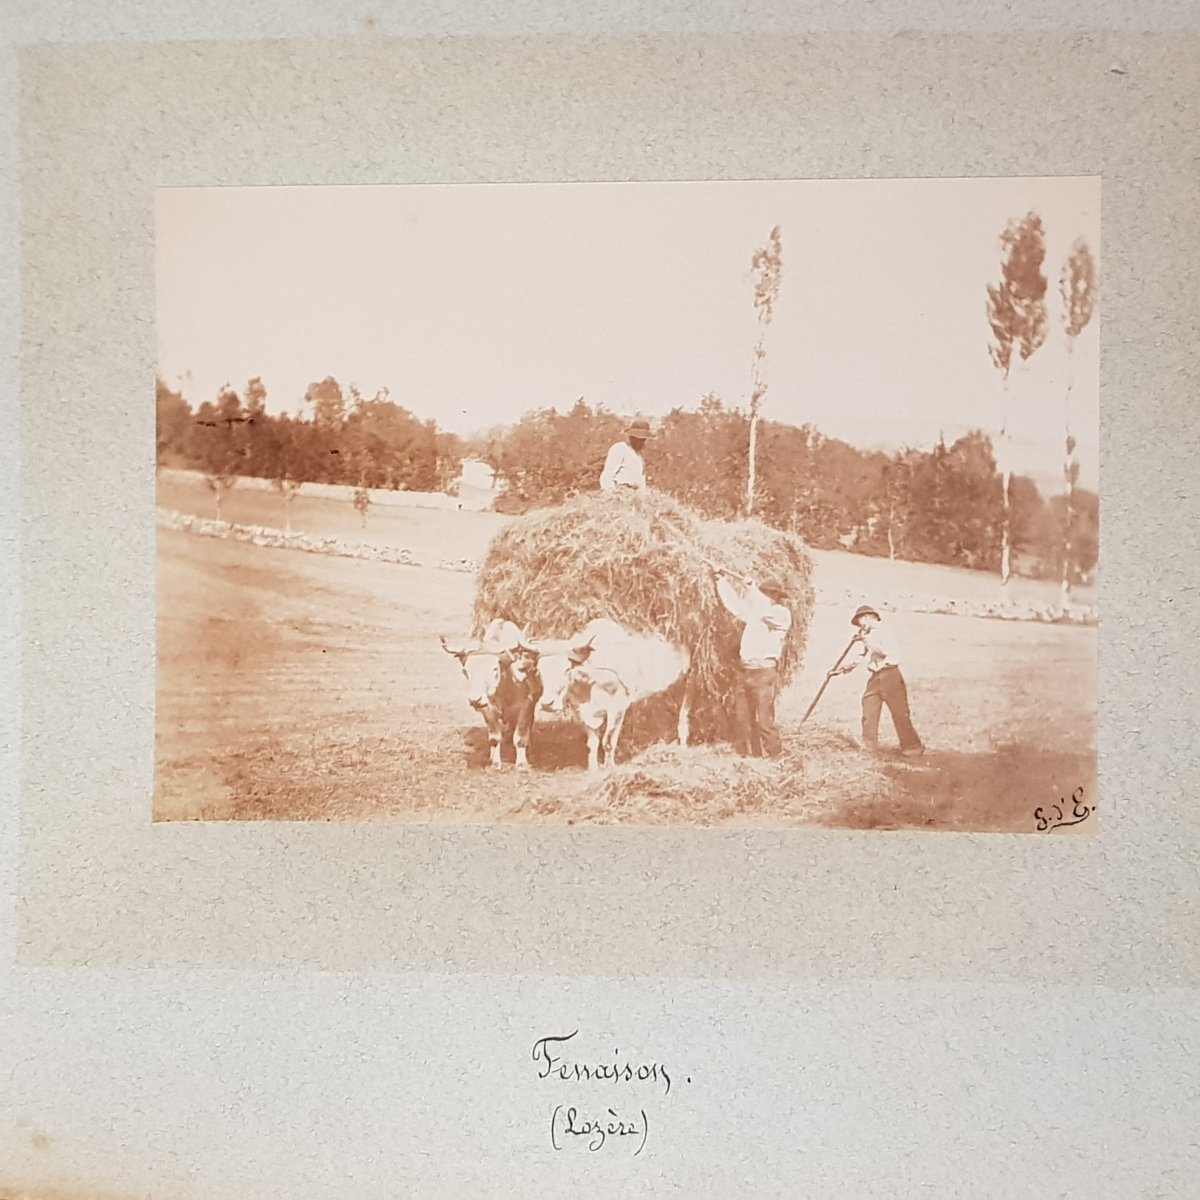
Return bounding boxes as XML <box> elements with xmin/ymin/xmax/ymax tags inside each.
<box><xmin>155</xmin><ymin>477</ymin><xmax>1097</xmax><ymax>831</ymax></box>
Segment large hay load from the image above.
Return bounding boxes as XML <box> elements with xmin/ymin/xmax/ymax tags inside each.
<box><xmin>473</xmin><ymin>490</ymin><xmax>815</xmax><ymax>746</ymax></box>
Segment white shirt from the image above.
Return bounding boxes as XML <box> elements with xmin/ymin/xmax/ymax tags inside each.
<box><xmin>856</xmin><ymin>623</ymin><xmax>902</xmax><ymax>672</ymax></box>
<box><xmin>599</xmin><ymin>441</ymin><xmax>646</xmax><ymax>492</ymax></box>
<box><xmin>716</xmin><ymin>578</ymin><xmax>792</xmax><ymax>664</ymax></box>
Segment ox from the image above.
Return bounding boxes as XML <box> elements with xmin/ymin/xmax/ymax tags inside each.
<box><xmin>440</xmin><ymin>618</ymin><xmax>543</xmax><ymax>769</ymax></box>
<box><xmin>521</xmin><ymin>618</ymin><xmax>691</xmax><ymax>773</ymax></box>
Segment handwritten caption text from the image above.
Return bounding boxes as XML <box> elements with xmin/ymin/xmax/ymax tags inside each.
<box><xmin>532</xmin><ymin>1030</ymin><xmax>688</xmax><ymax>1158</ymax></box>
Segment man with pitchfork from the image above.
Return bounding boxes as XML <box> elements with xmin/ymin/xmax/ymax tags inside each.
<box><xmin>832</xmin><ymin>604</ymin><xmax>925</xmax><ymax>757</ymax></box>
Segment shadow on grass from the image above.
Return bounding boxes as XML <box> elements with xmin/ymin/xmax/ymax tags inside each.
<box><xmin>457</xmin><ymin>697</ymin><xmax>718</xmax><ymax>773</ymax></box>
<box><xmin>461</xmin><ymin>719</ymin><xmax>590</xmax><ymax>771</ymax></box>
<box><xmin>821</xmin><ymin>742</ymin><xmax>1097</xmax><ymax>834</ymax></box>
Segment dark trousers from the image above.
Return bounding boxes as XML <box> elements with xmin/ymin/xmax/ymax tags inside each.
<box><xmin>733</xmin><ymin>666</ymin><xmax>783</xmax><ymax>758</ymax></box>
<box><xmin>862</xmin><ymin>665</ymin><xmax>922</xmax><ymax>751</ymax></box>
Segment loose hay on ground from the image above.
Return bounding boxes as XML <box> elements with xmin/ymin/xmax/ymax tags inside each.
<box><xmin>473</xmin><ymin>490</ymin><xmax>815</xmax><ymax>743</ymax></box>
<box><xmin>572</xmin><ymin>727</ymin><xmax>892</xmax><ymax>825</ymax></box>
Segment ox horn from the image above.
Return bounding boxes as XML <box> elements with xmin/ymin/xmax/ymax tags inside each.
<box><xmin>441</xmin><ymin>634</ymin><xmax>481</xmax><ymax>656</ymax></box>
<box><xmin>568</xmin><ymin>633</ymin><xmax>596</xmax><ymax>664</ymax></box>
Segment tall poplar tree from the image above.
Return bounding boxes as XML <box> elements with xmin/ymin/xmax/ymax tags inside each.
<box><xmin>1058</xmin><ymin>238</ymin><xmax>1096</xmax><ymax>598</ymax></box>
<box><xmin>986</xmin><ymin>212</ymin><xmax>1048</xmax><ymax>584</ymax></box>
<box><xmin>746</xmin><ymin>225</ymin><xmax>784</xmax><ymax>515</ymax></box>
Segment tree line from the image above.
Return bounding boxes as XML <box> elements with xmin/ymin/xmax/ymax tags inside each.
<box><xmin>472</xmin><ymin>396</ymin><xmax>1098</xmax><ymax>587</ymax></box>
<box><xmin>157</xmin><ymin>375</ymin><xmax>466</xmax><ymax>522</ymax></box>
<box><xmin>157</xmin><ymin>378</ymin><xmax>1096</xmax><ymax>587</ymax></box>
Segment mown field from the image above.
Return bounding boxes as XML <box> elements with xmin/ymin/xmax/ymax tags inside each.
<box><xmin>155</xmin><ymin>477</ymin><xmax>1097</xmax><ymax>831</ymax></box>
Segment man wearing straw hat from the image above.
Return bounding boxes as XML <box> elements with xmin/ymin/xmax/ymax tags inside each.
<box><xmin>599</xmin><ymin>418</ymin><xmax>654</xmax><ymax>492</ymax></box>
<box><xmin>834</xmin><ymin>604</ymin><xmax>925</xmax><ymax>757</ymax></box>
<box><xmin>713</xmin><ymin>570</ymin><xmax>792</xmax><ymax>758</ymax></box>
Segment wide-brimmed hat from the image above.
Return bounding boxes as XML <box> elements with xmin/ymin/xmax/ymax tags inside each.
<box><xmin>851</xmin><ymin>604</ymin><xmax>881</xmax><ymax>627</ymax></box>
<box><xmin>759</xmin><ymin>578</ymin><xmax>788</xmax><ymax>603</ymax></box>
<box><xmin>624</xmin><ymin>418</ymin><xmax>655</xmax><ymax>438</ymax></box>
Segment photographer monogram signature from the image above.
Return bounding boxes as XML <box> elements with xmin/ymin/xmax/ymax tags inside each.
<box><xmin>1034</xmin><ymin>786</ymin><xmax>1093</xmax><ymax>832</ymax></box>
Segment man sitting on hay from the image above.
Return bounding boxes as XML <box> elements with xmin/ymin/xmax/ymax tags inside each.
<box><xmin>599</xmin><ymin>418</ymin><xmax>654</xmax><ymax>493</ymax></box>
<box><xmin>712</xmin><ymin>568</ymin><xmax>793</xmax><ymax>758</ymax></box>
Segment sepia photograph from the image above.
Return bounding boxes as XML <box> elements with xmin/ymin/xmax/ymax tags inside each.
<box><xmin>155</xmin><ymin>178</ymin><xmax>1099</xmax><ymax>831</ymax></box>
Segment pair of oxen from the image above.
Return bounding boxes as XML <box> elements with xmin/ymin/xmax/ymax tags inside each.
<box><xmin>440</xmin><ymin>618</ymin><xmax>690</xmax><ymax>773</ymax></box>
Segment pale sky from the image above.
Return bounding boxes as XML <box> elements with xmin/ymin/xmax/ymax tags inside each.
<box><xmin>157</xmin><ymin>178</ymin><xmax>1100</xmax><ymax>489</ymax></box>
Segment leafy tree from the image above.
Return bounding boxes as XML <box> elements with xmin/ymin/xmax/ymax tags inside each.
<box><xmin>204</xmin><ymin>471</ymin><xmax>237</xmax><ymax>521</ymax></box>
<box><xmin>942</xmin><ymin>432</ymin><xmax>1003</xmax><ymax>570</ymax></box>
<box><xmin>155</xmin><ymin>377</ymin><xmax>192</xmax><ymax>469</ymax></box>
<box><xmin>193</xmin><ymin>392</ymin><xmax>243</xmax><ymax>520</ymax></box>
<box><xmin>492</xmin><ymin>400</ymin><xmax>623</xmax><ymax>511</ymax></box>
<box><xmin>808</xmin><ymin>437</ymin><xmax>876</xmax><ymax>548</ymax></box>
<box><xmin>413</xmin><ymin>419</ymin><xmax>443</xmax><ymax>492</ymax></box>
<box><xmin>215</xmin><ymin>383</ymin><xmax>243</xmax><ymax>423</ymax></box>
<box><xmin>1008</xmin><ymin>473</ymin><xmax>1051</xmax><ymax>575</ymax></box>
<box><xmin>267</xmin><ymin>415</ymin><xmax>305</xmax><ymax>530</ymax></box>
<box><xmin>352</xmin><ymin>487</ymin><xmax>372</xmax><ymax>528</ymax></box>
<box><xmin>655</xmin><ymin>395</ymin><xmax>748</xmax><ymax>519</ymax></box>
<box><xmin>343</xmin><ymin>393</ymin><xmax>440</xmax><ymax>491</ymax></box>
<box><xmin>300</xmin><ymin>377</ymin><xmax>347</xmax><ymax>482</ymax></box>
<box><xmin>305</xmin><ymin>376</ymin><xmax>346</xmax><ymax>432</ymax></box>
<box><xmin>756</xmin><ymin>422</ymin><xmax>867</xmax><ymax>547</ymax></box>
<box><xmin>746</xmin><ymin>226</ymin><xmax>784</xmax><ymax>515</ymax></box>
<box><xmin>889</xmin><ymin>432</ymin><xmax>1002</xmax><ymax>570</ymax></box>
<box><xmin>876</xmin><ymin>452</ymin><xmax>917</xmax><ymax>561</ymax></box>
<box><xmin>1058</xmin><ymin>239</ymin><xmax>1097</xmax><ymax>598</ymax></box>
<box><xmin>1046</xmin><ymin>488</ymin><xmax>1098</xmax><ymax>590</ymax></box>
<box><xmin>1067</xmin><ymin>487</ymin><xmax>1099</xmax><ymax>584</ymax></box>
<box><xmin>986</xmin><ymin>212</ymin><xmax>1048</xmax><ymax>585</ymax></box>
<box><xmin>273</xmin><ymin>476</ymin><xmax>303</xmax><ymax>530</ymax></box>
<box><xmin>435</xmin><ymin>430</ymin><xmax>466</xmax><ymax>494</ymax></box>
<box><xmin>754</xmin><ymin>421</ymin><xmax>817</xmax><ymax>537</ymax></box>
<box><xmin>244</xmin><ymin>376</ymin><xmax>267</xmax><ymax>418</ymax></box>
<box><xmin>899</xmin><ymin>436</ymin><xmax>956</xmax><ymax>564</ymax></box>
<box><xmin>235</xmin><ymin>377</ymin><xmax>269</xmax><ymax>475</ymax></box>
